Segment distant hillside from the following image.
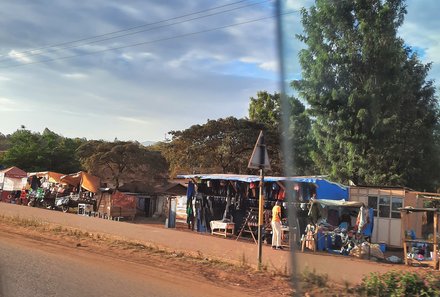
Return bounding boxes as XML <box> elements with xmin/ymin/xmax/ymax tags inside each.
<box><xmin>141</xmin><ymin>141</ymin><xmax>157</xmax><ymax>146</ymax></box>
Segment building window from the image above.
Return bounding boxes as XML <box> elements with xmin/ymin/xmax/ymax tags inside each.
<box><xmin>368</xmin><ymin>195</ymin><xmax>403</xmax><ymax>219</ymax></box>
<box><xmin>368</xmin><ymin>196</ymin><xmax>378</xmax><ymax>217</ymax></box>
<box><xmin>391</xmin><ymin>197</ymin><xmax>403</xmax><ymax>219</ymax></box>
<box><xmin>379</xmin><ymin>196</ymin><xmax>391</xmax><ymax>218</ymax></box>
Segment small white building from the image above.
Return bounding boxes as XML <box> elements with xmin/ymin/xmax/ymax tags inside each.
<box><xmin>350</xmin><ymin>186</ymin><xmax>424</xmax><ymax>247</ymax></box>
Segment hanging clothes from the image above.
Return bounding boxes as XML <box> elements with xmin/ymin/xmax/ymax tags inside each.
<box><xmin>356</xmin><ymin>205</ymin><xmax>368</xmax><ymax>232</ymax></box>
<box><xmin>186</xmin><ymin>181</ymin><xmax>195</xmax><ymax>199</ymax></box>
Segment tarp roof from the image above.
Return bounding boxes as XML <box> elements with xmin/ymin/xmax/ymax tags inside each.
<box><xmin>398</xmin><ymin>207</ymin><xmax>440</xmax><ymax>213</ymax></box>
<box><xmin>311</xmin><ymin>199</ymin><xmax>363</xmax><ymax>208</ymax></box>
<box><xmin>28</xmin><ymin>171</ymin><xmax>65</xmax><ymax>183</ymax></box>
<box><xmin>177</xmin><ymin>173</ymin><xmax>348</xmax><ymax>201</ymax></box>
<box><xmin>60</xmin><ymin>171</ymin><xmax>100</xmax><ymax>193</ymax></box>
<box><xmin>0</xmin><ymin>166</ymin><xmax>27</xmax><ymax>179</ymax></box>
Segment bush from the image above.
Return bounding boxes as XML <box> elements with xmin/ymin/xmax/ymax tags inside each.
<box><xmin>358</xmin><ymin>271</ymin><xmax>440</xmax><ymax>297</ymax></box>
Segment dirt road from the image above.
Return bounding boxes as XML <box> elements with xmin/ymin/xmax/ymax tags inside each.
<box><xmin>0</xmin><ymin>230</ymin><xmax>254</xmax><ymax>297</ymax></box>
<box><xmin>0</xmin><ymin>203</ymin><xmax>416</xmax><ymax>286</ymax></box>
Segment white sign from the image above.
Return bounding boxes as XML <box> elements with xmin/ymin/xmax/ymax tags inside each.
<box><xmin>248</xmin><ymin>130</ymin><xmax>271</xmax><ymax>170</ymax></box>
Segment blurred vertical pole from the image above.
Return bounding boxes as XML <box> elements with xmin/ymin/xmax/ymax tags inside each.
<box><xmin>257</xmin><ymin>167</ymin><xmax>264</xmax><ymax>269</ymax></box>
<box><xmin>275</xmin><ymin>0</ymin><xmax>300</xmax><ymax>295</ymax></box>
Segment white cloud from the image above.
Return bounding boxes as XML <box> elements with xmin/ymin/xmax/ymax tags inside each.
<box><xmin>8</xmin><ymin>50</ymin><xmax>32</xmax><ymax>63</ymax></box>
<box><xmin>121</xmin><ymin>53</ymin><xmax>133</xmax><ymax>60</ymax></box>
<box><xmin>259</xmin><ymin>60</ymin><xmax>278</xmax><ymax>72</ymax></box>
<box><xmin>167</xmin><ymin>50</ymin><xmax>226</xmax><ymax>69</ymax></box>
<box><xmin>239</xmin><ymin>57</ymin><xmax>278</xmax><ymax>72</ymax></box>
<box><xmin>138</xmin><ymin>52</ymin><xmax>155</xmax><ymax>59</ymax></box>
<box><xmin>117</xmin><ymin>116</ymin><xmax>149</xmax><ymax>125</ymax></box>
<box><xmin>62</xmin><ymin>73</ymin><xmax>88</xmax><ymax>79</ymax></box>
<box><xmin>0</xmin><ymin>97</ymin><xmax>26</xmax><ymax>112</ymax></box>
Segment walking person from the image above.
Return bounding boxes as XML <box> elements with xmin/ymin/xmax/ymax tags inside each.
<box><xmin>271</xmin><ymin>200</ymin><xmax>283</xmax><ymax>250</ymax></box>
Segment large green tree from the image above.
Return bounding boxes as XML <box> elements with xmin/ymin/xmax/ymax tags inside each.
<box><xmin>77</xmin><ymin>141</ymin><xmax>168</xmax><ymax>189</ymax></box>
<box><xmin>161</xmin><ymin>117</ymin><xmax>281</xmax><ymax>176</ymax></box>
<box><xmin>0</xmin><ymin>133</ymin><xmax>10</xmax><ymax>152</ymax></box>
<box><xmin>248</xmin><ymin>91</ymin><xmax>316</xmax><ymax>175</ymax></box>
<box><xmin>293</xmin><ymin>0</ymin><xmax>439</xmax><ymax>190</ymax></box>
<box><xmin>1</xmin><ymin>128</ymin><xmax>84</xmax><ymax>173</ymax></box>
<box><xmin>248</xmin><ymin>91</ymin><xmax>281</xmax><ymax>129</ymax></box>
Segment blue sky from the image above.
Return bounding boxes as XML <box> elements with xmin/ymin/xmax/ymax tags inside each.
<box><xmin>0</xmin><ymin>0</ymin><xmax>439</xmax><ymax>142</ymax></box>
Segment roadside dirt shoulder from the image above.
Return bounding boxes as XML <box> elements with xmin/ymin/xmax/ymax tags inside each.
<box><xmin>0</xmin><ymin>220</ymin><xmax>296</xmax><ymax>296</ymax></box>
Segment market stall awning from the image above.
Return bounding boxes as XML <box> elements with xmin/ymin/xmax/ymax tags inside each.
<box><xmin>28</xmin><ymin>171</ymin><xmax>65</xmax><ymax>183</ymax></box>
<box><xmin>60</xmin><ymin>171</ymin><xmax>100</xmax><ymax>193</ymax></box>
<box><xmin>177</xmin><ymin>173</ymin><xmax>348</xmax><ymax>201</ymax></box>
<box><xmin>0</xmin><ymin>166</ymin><xmax>27</xmax><ymax>179</ymax></box>
<box><xmin>311</xmin><ymin>199</ymin><xmax>363</xmax><ymax>208</ymax></box>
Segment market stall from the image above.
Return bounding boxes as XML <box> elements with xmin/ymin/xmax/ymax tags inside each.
<box><xmin>301</xmin><ymin>199</ymin><xmax>381</xmax><ymax>259</ymax></box>
<box><xmin>399</xmin><ymin>207</ymin><xmax>439</xmax><ymax>269</ymax></box>
<box><xmin>27</xmin><ymin>171</ymin><xmax>66</xmax><ymax>208</ymax></box>
<box><xmin>0</xmin><ymin>166</ymin><xmax>27</xmax><ymax>203</ymax></box>
<box><xmin>177</xmin><ymin>174</ymin><xmax>349</xmax><ymax>245</ymax></box>
<box><xmin>57</xmin><ymin>171</ymin><xmax>100</xmax><ymax>212</ymax></box>
<box><xmin>95</xmin><ymin>189</ymin><xmax>137</xmax><ymax>220</ymax></box>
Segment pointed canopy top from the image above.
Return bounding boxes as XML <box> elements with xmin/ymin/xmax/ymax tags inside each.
<box><xmin>0</xmin><ymin>166</ymin><xmax>27</xmax><ymax>179</ymax></box>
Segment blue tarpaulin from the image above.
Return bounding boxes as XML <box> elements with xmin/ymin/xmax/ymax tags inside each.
<box><xmin>177</xmin><ymin>174</ymin><xmax>348</xmax><ymax>201</ymax></box>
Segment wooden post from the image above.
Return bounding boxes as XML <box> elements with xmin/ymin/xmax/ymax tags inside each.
<box><xmin>434</xmin><ymin>211</ymin><xmax>438</xmax><ymax>269</ymax></box>
<box><xmin>401</xmin><ymin>211</ymin><xmax>408</xmax><ymax>265</ymax></box>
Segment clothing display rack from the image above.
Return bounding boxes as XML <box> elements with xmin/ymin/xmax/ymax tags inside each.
<box><xmin>236</xmin><ymin>207</ymin><xmax>258</xmax><ymax>243</ymax></box>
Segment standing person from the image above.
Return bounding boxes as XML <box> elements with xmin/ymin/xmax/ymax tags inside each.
<box><xmin>271</xmin><ymin>200</ymin><xmax>283</xmax><ymax>250</ymax></box>
<box><xmin>186</xmin><ymin>199</ymin><xmax>195</xmax><ymax>231</ymax></box>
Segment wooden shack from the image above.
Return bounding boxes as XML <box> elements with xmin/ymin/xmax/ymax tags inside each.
<box><xmin>96</xmin><ymin>190</ymin><xmax>137</xmax><ymax>220</ymax></box>
<box><xmin>350</xmin><ymin>186</ymin><xmax>425</xmax><ymax>247</ymax></box>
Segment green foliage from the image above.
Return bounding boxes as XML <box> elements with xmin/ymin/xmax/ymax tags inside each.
<box><xmin>0</xmin><ymin>132</ymin><xmax>10</xmax><ymax>152</ymax></box>
<box><xmin>358</xmin><ymin>271</ymin><xmax>440</xmax><ymax>297</ymax></box>
<box><xmin>160</xmin><ymin>117</ymin><xmax>281</xmax><ymax>176</ymax></box>
<box><xmin>0</xmin><ymin>128</ymin><xmax>84</xmax><ymax>173</ymax></box>
<box><xmin>293</xmin><ymin>0</ymin><xmax>439</xmax><ymax>190</ymax></box>
<box><xmin>77</xmin><ymin>141</ymin><xmax>168</xmax><ymax>189</ymax></box>
<box><xmin>248</xmin><ymin>91</ymin><xmax>281</xmax><ymax>129</ymax></box>
<box><xmin>248</xmin><ymin>91</ymin><xmax>316</xmax><ymax>175</ymax></box>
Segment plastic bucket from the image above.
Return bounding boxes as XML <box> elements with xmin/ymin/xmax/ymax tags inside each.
<box><xmin>379</xmin><ymin>242</ymin><xmax>386</xmax><ymax>253</ymax></box>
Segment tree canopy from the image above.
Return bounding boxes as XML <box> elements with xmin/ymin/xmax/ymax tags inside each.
<box><xmin>160</xmin><ymin>117</ymin><xmax>282</xmax><ymax>176</ymax></box>
<box><xmin>0</xmin><ymin>128</ymin><xmax>84</xmax><ymax>173</ymax></box>
<box><xmin>248</xmin><ymin>91</ymin><xmax>316</xmax><ymax>175</ymax></box>
<box><xmin>77</xmin><ymin>141</ymin><xmax>168</xmax><ymax>190</ymax></box>
<box><xmin>293</xmin><ymin>0</ymin><xmax>439</xmax><ymax>190</ymax></box>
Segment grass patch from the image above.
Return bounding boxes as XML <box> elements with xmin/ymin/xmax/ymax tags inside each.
<box><xmin>301</xmin><ymin>267</ymin><xmax>329</xmax><ymax>288</ymax></box>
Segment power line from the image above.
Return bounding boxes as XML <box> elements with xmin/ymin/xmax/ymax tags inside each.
<box><xmin>0</xmin><ymin>0</ymin><xmax>265</xmax><ymax>61</ymax></box>
<box><xmin>0</xmin><ymin>11</ymin><xmax>297</xmax><ymax>70</ymax></box>
<box><xmin>0</xmin><ymin>0</ymin><xmax>271</xmax><ymax>64</ymax></box>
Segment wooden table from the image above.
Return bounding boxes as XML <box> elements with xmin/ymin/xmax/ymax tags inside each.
<box><xmin>210</xmin><ymin>220</ymin><xmax>235</xmax><ymax>238</ymax></box>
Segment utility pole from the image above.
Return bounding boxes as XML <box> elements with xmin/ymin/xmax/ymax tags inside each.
<box><xmin>248</xmin><ymin>130</ymin><xmax>271</xmax><ymax>269</ymax></box>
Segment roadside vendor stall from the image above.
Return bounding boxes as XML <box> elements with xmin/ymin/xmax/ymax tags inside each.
<box><xmin>399</xmin><ymin>207</ymin><xmax>439</xmax><ymax>269</ymax></box>
<box><xmin>57</xmin><ymin>171</ymin><xmax>100</xmax><ymax>212</ymax></box>
<box><xmin>95</xmin><ymin>189</ymin><xmax>137</xmax><ymax>221</ymax></box>
<box><xmin>301</xmin><ymin>199</ymin><xmax>382</xmax><ymax>259</ymax></box>
<box><xmin>0</xmin><ymin>166</ymin><xmax>27</xmax><ymax>203</ymax></box>
<box><xmin>27</xmin><ymin>171</ymin><xmax>66</xmax><ymax>208</ymax></box>
<box><xmin>177</xmin><ymin>174</ymin><xmax>349</xmax><ymax>246</ymax></box>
